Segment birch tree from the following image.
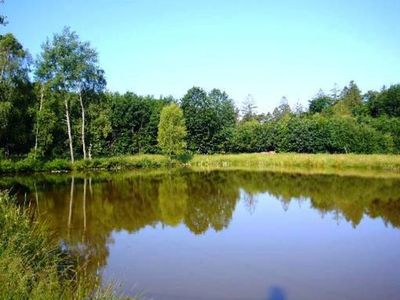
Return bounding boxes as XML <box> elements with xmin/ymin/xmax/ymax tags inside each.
<box><xmin>35</xmin><ymin>27</ymin><xmax>105</xmax><ymax>162</ymax></box>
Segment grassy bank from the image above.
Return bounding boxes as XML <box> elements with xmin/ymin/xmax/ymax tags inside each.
<box><xmin>1</xmin><ymin>153</ymin><xmax>400</xmax><ymax>175</ymax></box>
<box><xmin>0</xmin><ymin>154</ymin><xmax>170</xmax><ymax>174</ymax></box>
<box><xmin>191</xmin><ymin>153</ymin><xmax>400</xmax><ymax>171</ymax></box>
<box><xmin>0</xmin><ymin>191</ymin><xmax>131</xmax><ymax>299</ymax></box>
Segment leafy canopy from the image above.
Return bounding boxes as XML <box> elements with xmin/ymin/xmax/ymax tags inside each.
<box><xmin>157</xmin><ymin>103</ymin><xmax>187</xmax><ymax>158</ymax></box>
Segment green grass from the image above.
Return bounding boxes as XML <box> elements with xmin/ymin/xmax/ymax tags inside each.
<box><xmin>190</xmin><ymin>153</ymin><xmax>400</xmax><ymax>176</ymax></box>
<box><xmin>0</xmin><ymin>154</ymin><xmax>171</xmax><ymax>174</ymax></box>
<box><xmin>1</xmin><ymin>153</ymin><xmax>400</xmax><ymax>176</ymax></box>
<box><xmin>0</xmin><ymin>191</ymin><xmax>133</xmax><ymax>299</ymax></box>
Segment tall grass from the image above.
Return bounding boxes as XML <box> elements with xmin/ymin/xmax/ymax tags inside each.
<box><xmin>0</xmin><ymin>191</ymin><xmax>132</xmax><ymax>299</ymax></box>
<box><xmin>190</xmin><ymin>153</ymin><xmax>400</xmax><ymax>174</ymax></box>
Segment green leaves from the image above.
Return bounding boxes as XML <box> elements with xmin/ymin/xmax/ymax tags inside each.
<box><xmin>157</xmin><ymin>103</ymin><xmax>187</xmax><ymax>158</ymax></box>
<box><xmin>181</xmin><ymin>87</ymin><xmax>236</xmax><ymax>153</ymax></box>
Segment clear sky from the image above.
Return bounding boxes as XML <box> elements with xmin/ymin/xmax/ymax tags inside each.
<box><xmin>3</xmin><ymin>0</ymin><xmax>400</xmax><ymax>113</ymax></box>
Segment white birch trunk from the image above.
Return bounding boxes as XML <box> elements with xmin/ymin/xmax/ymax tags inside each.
<box><xmin>79</xmin><ymin>90</ymin><xmax>87</xmax><ymax>160</ymax></box>
<box><xmin>34</xmin><ymin>85</ymin><xmax>44</xmax><ymax>157</ymax></box>
<box><xmin>65</xmin><ymin>97</ymin><xmax>74</xmax><ymax>163</ymax></box>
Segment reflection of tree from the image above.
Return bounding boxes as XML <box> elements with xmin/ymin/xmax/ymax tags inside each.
<box><xmin>159</xmin><ymin>176</ymin><xmax>187</xmax><ymax>226</ymax></box>
<box><xmin>10</xmin><ymin>170</ymin><xmax>400</xmax><ymax>236</ymax></box>
<box><xmin>68</xmin><ymin>176</ymin><xmax>74</xmax><ymax>229</ymax></box>
<box><xmin>368</xmin><ymin>198</ymin><xmax>400</xmax><ymax>228</ymax></box>
<box><xmin>229</xmin><ymin>171</ymin><xmax>400</xmax><ymax>227</ymax></box>
<box><xmin>83</xmin><ymin>178</ymin><xmax>87</xmax><ymax>232</ymax></box>
<box><xmin>243</xmin><ymin>191</ymin><xmax>257</xmax><ymax>214</ymax></box>
<box><xmin>184</xmin><ymin>172</ymin><xmax>239</xmax><ymax>234</ymax></box>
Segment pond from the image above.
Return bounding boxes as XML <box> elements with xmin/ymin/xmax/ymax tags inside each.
<box><xmin>3</xmin><ymin>170</ymin><xmax>400</xmax><ymax>300</ymax></box>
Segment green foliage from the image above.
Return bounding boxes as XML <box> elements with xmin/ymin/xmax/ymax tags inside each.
<box><xmin>43</xmin><ymin>159</ymin><xmax>71</xmax><ymax>171</ymax></box>
<box><xmin>87</xmin><ymin>100</ymin><xmax>112</xmax><ymax>156</ymax></box>
<box><xmin>359</xmin><ymin>115</ymin><xmax>400</xmax><ymax>153</ymax></box>
<box><xmin>324</xmin><ymin>116</ymin><xmax>393</xmax><ymax>153</ymax></box>
<box><xmin>109</xmin><ymin>92</ymin><xmax>169</xmax><ymax>155</ymax></box>
<box><xmin>72</xmin><ymin>155</ymin><xmax>169</xmax><ymax>171</ymax></box>
<box><xmin>157</xmin><ymin>103</ymin><xmax>187</xmax><ymax>158</ymax></box>
<box><xmin>229</xmin><ymin>120</ymin><xmax>273</xmax><ymax>153</ymax></box>
<box><xmin>0</xmin><ymin>155</ymin><xmax>174</xmax><ymax>174</ymax></box>
<box><xmin>35</xmin><ymin>27</ymin><xmax>104</xmax><ymax>94</ymax></box>
<box><xmin>181</xmin><ymin>87</ymin><xmax>236</xmax><ymax>153</ymax></box>
<box><xmin>332</xmin><ymin>81</ymin><xmax>363</xmax><ymax>116</ymax></box>
<box><xmin>0</xmin><ymin>33</ymin><xmax>34</xmax><ymax>155</ymax></box>
<box><xmin>0</xmin><ymin>159</ymin><xmax>13</xmax><ymax>172</ymax></box>
<box><xmin>228</xmin><ymin>114</ymin><xmax>393</xmax><ymax>154</ymax></box>
<box><xmin>308</xmin><ymin>92</ymin><xmax>334</xmax><ymax>114</ymax></box>
<box><xmin>367</xmin><ymin>84</ymin><xmax>400</xmax><ymax>118</ymax></box>
<box><xmin>35</xmin><ymin>27</ymin><xmax>106</xmax><ymax>162</ymax></box>
<box><xmin>175</xmin><ymin>151</ymin><xmax>194</xmax><ymax>164</ymax></box>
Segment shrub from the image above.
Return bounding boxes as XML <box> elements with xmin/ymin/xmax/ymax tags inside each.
<box><xmin>43</xmin><ymin>159</ymin><xmax>71</xmax><ymax>171</ymax></box>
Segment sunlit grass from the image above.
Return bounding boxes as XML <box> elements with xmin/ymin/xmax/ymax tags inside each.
<box><xmin>190</xmin><ymin>153</ymin><xmax>400</xmax><ymax>175</ymax></box>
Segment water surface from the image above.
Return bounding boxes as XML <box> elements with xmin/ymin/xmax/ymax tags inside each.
<box><xmin>4</xmin><ymin>170</ymin><xmax>400</xmax><ymax>300</ymax></box>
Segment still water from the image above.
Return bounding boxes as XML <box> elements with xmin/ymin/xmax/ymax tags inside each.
<box><xmin>4</xmin><ymin>170</ymin><xmax>400</xmax><ymax>300</ymax></box>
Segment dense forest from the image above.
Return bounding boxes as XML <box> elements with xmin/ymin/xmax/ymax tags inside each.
<box><xmin>1</xmin><ymin>27</ymin><xmax>400</xmax><ymax>162</ymax></box>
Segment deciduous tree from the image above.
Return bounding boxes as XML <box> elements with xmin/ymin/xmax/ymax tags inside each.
<box><xmin>157</xmin><ymin>103</ymin><xmax>187</xmax><ymax>158</ymax></box>
<box><xmin>35</xmin><ymin>27</ymin><xmax>105</xmax><ymax>162</ymax></box>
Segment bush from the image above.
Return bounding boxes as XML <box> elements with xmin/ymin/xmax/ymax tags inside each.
<box><xmin>325</xmin><ymin>116</ymin><xmax>393</xmax><ymax>153</ymax></box>
<box><xmin>228</xmin><ymin>120</ymin><xmax>276</xmax><ymax>153</ymax></box>
<box><xmin>276</xmin><ymin>116</ymin><xmax>328</xmax><ymax>153</ymax></box>
<box><xmin>226</xmin><ymin>115</ymin><xmax>395</xmax><ymax>154</ymax></box>
<box><xmin>14</xmin><ymin>157</ymin><xmax>43</xmax><ymax>173</ymax></box>
<box><xmin>174</xmin><ymin>151</ymin><xmax>194</xmax><ymax>164</ymax></box>
<box><xmin>43</xmin><ymin>159</ymin><xmax>71</xmax><ymax>171</ymax></box>
<box><xmin>0</xmin><ymin>160</ymin><xmax>14</xmax><ymax>173</ymax></box>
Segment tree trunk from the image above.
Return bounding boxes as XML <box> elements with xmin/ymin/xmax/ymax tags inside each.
<box><xmin>34</xmin><ymin>85</ymin><xmax>44</xmax><ymax>158</ymax></box>
<box><xmin>65</xmin><ymin>97</ymin><xmax>74</xmax><ymax>163</ymax></box>
<box><xmin>79</xmin><ymin>90</ymin><xmax>87</xmax><ymax>160</ymax></box>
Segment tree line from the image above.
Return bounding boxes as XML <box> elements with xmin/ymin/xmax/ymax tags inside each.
<box><xmin>1</xmin><ymin>27</ymin><xmax>400</xmax><ymax>162</ymax></box>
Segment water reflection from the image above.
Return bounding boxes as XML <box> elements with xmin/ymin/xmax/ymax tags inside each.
<box><xmin>2</xmin><ymin>170</ymin><xmax>400</xmax><ymax>299</ymax></box>
<box><xmin>4</xmin><ymin>170</ymin><xmax>400</xmax><ymax>243</ymax></box>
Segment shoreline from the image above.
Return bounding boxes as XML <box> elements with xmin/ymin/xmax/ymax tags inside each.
<box><xmin>1</xmin><ymin>153</ymin><xmax>400</xmax><ymax>178</ymax></box>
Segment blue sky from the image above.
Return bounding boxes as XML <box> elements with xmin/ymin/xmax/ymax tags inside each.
<box><xmin>3</xmin><ymin>0</ymin><xmax>400</xmax><ymax>112</ymax></box>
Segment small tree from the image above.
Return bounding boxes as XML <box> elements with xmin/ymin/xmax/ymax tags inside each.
<box><xmin>157</xmin><ymin>103</ymin><xmax>187</xmax><ymax>159</ymax></box>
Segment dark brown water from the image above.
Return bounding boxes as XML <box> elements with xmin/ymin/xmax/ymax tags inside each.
<box><xmin>4</xmin><ymin>170</ymin><xmax>400</xmax><ymax>300</ymax></box>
